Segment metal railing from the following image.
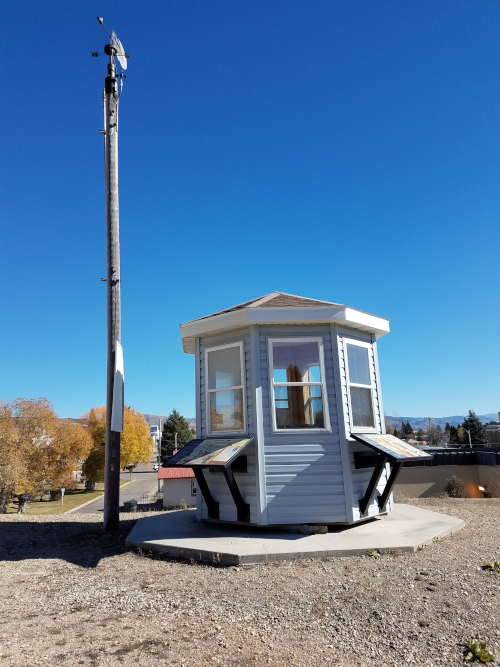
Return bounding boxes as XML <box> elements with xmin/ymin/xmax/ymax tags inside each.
<box><xmin>140</xmin><ymin>492</ymin><xmax>163</xmax><ymax>504</ymax></box>
<box><xmin>403</xmin><ymin>448</ymin><xmax>500</xmax><ymax>468</ymax></box>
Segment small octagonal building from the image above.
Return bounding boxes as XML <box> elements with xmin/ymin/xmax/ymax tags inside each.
<box><xmin>167</xmin><ymin>292</ymin><xmax>427</xmax><ymax>527</ymax></box>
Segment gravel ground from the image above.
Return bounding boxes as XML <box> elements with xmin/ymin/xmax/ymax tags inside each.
<box><xmin>1</xmin><ymin>499</ymin><xmax>499</xmax><ymax>667</ymax></box>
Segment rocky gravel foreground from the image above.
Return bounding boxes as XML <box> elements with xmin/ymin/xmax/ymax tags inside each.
<box><xmin>1</xmin><ymin>499</ymin><xmax>500</xmax><ymax>667</ymax></box>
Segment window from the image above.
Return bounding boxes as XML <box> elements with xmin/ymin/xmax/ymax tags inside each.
<box><xmin>345</xmin><ymin>341</ymin><xmax>375</xmax><ymax>429</ymax></box>
<box><xmin>191</xmin><ymin>480</ymin><xmax>197</xmax><ymax>496</ymax></box>
<box><xmin>206</xmin><ymin>342</ymin><xmax>246</xmax><ymax>434</ymax></box>
<box><xmin>269</xmin><ymin>338</ymin><xmax>329</xmax><ymax>430</ymax></box>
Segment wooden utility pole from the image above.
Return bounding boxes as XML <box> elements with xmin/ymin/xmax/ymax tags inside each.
<box><xmin>102</xmin><ymin>30</ymin><xmax>123</xmax><ymax>533</ymax></box>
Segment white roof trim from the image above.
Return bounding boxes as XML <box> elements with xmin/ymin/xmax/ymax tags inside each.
<box><xmin>247</xmin><ymin>292</ymin><xmax>281</xmax><ymax>307</ymax></box>
<box><xmin>181</xmin><ymin>304</ymin><xmax>390</xmax><ymax>353</ymax></box>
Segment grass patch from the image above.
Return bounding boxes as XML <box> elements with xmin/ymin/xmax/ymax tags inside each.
<box><xmin>464</xmin><ymin>638</ymin><xmax>495</xmax><ymax>663</ymax></box>
<box><xmin>483</xmin><ymin>561</ymin><xmax>500</xmax><ymax>573</ymax></box>
<box><xmin>7</xmin><ymin>480</ymin><xmax>130</xmax><ymax>515</ymax></box>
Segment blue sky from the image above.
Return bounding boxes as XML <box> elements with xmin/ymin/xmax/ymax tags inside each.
<box><xmin>1</xmin><ymin>0</ymin><xmax>499</xmax><ymax>419</ymax></box>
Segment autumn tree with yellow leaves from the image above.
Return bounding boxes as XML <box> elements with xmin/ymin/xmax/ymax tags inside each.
<box><xmin>0</xmin><ymin>398</ymin><xmax>93</xmax><ymax>512</ymax></box>
<box><xmin>82</xmin><ymin>406</ymin><xmax>154</xmax><ymax>482</ymax></box>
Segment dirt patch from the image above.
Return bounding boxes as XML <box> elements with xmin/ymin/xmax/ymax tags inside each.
<box><xmin>1</xmin><ymin>500</ymin><xmax>500</xmax><ymax>666</ymax></box>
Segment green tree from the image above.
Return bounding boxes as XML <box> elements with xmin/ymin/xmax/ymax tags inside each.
<box><xmin>161</xmin><ymin>410</ymin><xmax>194</xmax><ymax>461</ymax></box>
<box><xmin>400</xmin><ymin>421</ymin><xmax>414</xmax><ymax>438</ymax></box>
<box><xmin>393</xmin><ymin>428</ymin><xmax>400</xmax><ymax>439</ymax></box>
<box><xmin>461</xmin><ymin>410</ymin><xmax>488</xmax><ymax>445</ymax></box>
<box><xmin>449</xmin><ymin>425</ymin><xmax>459</xmax><ymax>445</ymax></box>
<box><xmin>415</xmin><ymin>428</ymin><xmax>425</xmax><ymax>442</ymax></box>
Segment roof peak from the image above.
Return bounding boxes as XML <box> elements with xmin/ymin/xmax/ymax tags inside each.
<box><xmin>184</xmin><ymin>292</ymin><xmax>344</xmax><ymax>324</ymax></box>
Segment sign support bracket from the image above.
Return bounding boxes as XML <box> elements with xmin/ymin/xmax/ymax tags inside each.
<box><xmin>193</xmin><ymin>469</ymin><xmax>219</xmax><ymax>520</ymax></box>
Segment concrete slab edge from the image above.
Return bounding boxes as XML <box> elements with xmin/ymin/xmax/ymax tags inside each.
<box><xmin>126</xmin><ymin>517</ymin><xmax>466</xmax><ymax>565</ymax></box>
<box><xmin>412</xmin><ymin>518</ymin><xmax>466</xmax><ymax>549</ymax></box>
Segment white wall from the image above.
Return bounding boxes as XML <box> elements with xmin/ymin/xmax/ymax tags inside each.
<box><xmin>163</xmin><ymin>478</ymin><xmax>196</xmax><ymax>508</ymax></box>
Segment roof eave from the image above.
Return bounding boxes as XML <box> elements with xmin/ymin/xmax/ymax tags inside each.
<box><xmin>181</xmin><ymin>306</ymin><xmax>389</xmax><ymax>353</ymax></box>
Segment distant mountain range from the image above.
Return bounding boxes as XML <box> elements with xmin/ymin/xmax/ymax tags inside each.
<box><xmin>142</xmin><ymin>412</ymin><xmax>498</xmax><ymax>433</ymax></box>
<box><xmin>385</xmin><ymin>414</ymin><xmax>498</xmax><ymax>430</ymax></box>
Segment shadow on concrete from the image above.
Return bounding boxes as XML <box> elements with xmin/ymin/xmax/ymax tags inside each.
<box><xmin>0</xmin><ymin>517</ymin><xmax>138</xmax><ymax>568</ymax></box>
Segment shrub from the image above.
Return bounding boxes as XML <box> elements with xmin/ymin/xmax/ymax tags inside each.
<box><xmin>483</xmin><ymin>561</ymin><xmax>500</xmax><ymax>573</ymax></box>
<box><xmin>464</xmin><ymin>638</ymin><xmax>494</xmax><ymax>663</ymax></box>
<box><xmin>444</xmin><ymin>476</ymin><xmax>470</xmax><ymax>498</ymax></box>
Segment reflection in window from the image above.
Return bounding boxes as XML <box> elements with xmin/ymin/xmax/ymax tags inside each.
<box><xmin>271</xmin><ymin>340</ymin><xmax>326</xmax><ymax>429</ymax></box>
<box><xmin>207</xmin><ymin>344</ymin><xmax>245</xmax><ymax>433</ymax></box>
<box><xmin>346</xmin><ymin>343</ymin><xmax>375</xmax><ymax>428</ymax></box>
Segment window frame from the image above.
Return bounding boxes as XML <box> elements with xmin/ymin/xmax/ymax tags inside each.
<box><xmin>205</xmin><ymin>341</ymin><xmax>247</xmax><ymax>436</ymax></box>
<box><xmin>268</xmin><ymin>336</ymin><xmax>331</xmax><ymax>433</ymax></box>
<box><xmin>191</xmin><ymin>480</ymin><xmax>197</xmax><ymax>497</ymax></box>
<box><xmin>343</xmin><ymin>338</ymin><xmax>378</xmax><ymax>432</ymax></box>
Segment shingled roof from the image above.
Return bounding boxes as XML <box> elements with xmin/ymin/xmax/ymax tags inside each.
<box><xmin>180</xmin><ymin>291</ymin><xmax>390</xmax><ymax>353</ymax></box>
<box><xmin>190</xmin><ymin>292</ymin><xmax>343</xmax><ymax>323</ymax></box>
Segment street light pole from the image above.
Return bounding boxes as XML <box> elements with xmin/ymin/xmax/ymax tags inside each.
<box><xmin>463</xmin><ymin>428</ymin><xmax>472</xmax><ymax>449</ymax></box>
<box><xmin>157</xmin><ymin>417</ymin><xmax>163</xmax><ymax>492</ymax></box>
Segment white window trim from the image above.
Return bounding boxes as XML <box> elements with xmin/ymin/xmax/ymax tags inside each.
<box><xmin>191</xmin><ymin>480</ymin><xmax>197</xmax><ymax>496</ymax></box>
<box><xmin>343</xmin><ymin>338</ymin><xmax>378</xmax><ymax>433</ymax></box>
<box><xmin>268</xmin><ymin>337</ymin><xmax>331</xmax><ymax>433</ymax></box>
<box><xmin>205</xmin><ymin>341</ymin><xmax>247</xmax><ymax>437</ymax></box>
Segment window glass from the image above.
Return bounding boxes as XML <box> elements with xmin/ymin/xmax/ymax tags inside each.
<box><xmin>273</xmin><ymin>386</ymin><xmax>324</xmax><ymax>429</ymax></box>
<box><xmin>350</xmin><ymin>387</ymin><xmax>375</xmax><ymax>428</ymax></box>
<box><xmin>272</xmin><ymin>342</ymin><xmax>321</xmax><ymax>383</ymax></box>
<box><xmin>207</xmin><ymin>346</ymin><xmax>241</xmax><ymax>389</ymax></box>
<box><xmin>271</xmin><ymin>340</ymin><xmax>327</xmax><ymax>430</ymax></box>
<box><xmin>346</xmin><ymin>344</ymin><xmax>371</xmax><ymax>385</ymax></box>
<box><xmin>210</xmin><ymin>389</ymin><xmax>244</xmax><ymax>432</ymax></box>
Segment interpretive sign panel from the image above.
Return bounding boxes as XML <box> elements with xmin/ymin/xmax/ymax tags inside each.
<box><xmin>351</xmin><ymin>433</ymin><xmax>433</xmax><ymax>462</ymax></box>
<box><xmin>168</xmin><ymin>437</ymin><xmax>254</xmax><ymax>468</ymax></box>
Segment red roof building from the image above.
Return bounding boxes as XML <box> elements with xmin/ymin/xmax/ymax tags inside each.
<box><xmin>158</xmin><ymin>466</ymin><xmax>195</xmax><ymax>480</ymax></box>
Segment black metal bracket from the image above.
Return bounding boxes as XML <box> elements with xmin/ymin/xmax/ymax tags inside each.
<box><xmin>208</xmin><ymin>456</ymin><xmax>247</xmax><ymax>474</ymax></box>
<box><xmin>193</xmin><ymin>468</ymin><xmax>219</xmax><ymax>520</ymax></box>
<box><xmin>354</xmin><ymin>451</ymin><xmax>384</xmax><ymax>469</ymax></box>
<box><xmin>358</xmin><ymin>455</ymin><xmax>388</xmax><ymax>516</ymax></box>
<box><xmin>222</xmin><ymin>466</ymin><xmax>250</xmax><ymax>523</ymax></box>
<box><xmin>377</xmin><ymin>462</ymin><xmax>403</xmax><ymax>511</ymax></box>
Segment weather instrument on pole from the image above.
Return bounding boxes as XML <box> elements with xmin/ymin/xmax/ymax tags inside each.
<box><xmin>94</xmin><ymin>18</ymin><xmax>129</xmax><ymax>68</ymax></box>
<box><xmin>94</xmin><ymin>17</ymin><xmax>129</xmax><ymax>532</ymax></box>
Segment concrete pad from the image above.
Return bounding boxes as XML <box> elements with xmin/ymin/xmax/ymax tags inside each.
<box><xmin>125</xmin><ymin>504</ymin><xmax>465</xmax><ymax>565</ymax></box>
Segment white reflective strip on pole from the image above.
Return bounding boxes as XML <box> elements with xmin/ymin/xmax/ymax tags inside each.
<box><xmin>111</xmin><ymin>340</ymin><xmax>124</xmax><ymax>432</ymax></box>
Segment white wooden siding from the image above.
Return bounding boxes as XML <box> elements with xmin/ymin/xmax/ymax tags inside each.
<box><xmin>196</xmin><ymin>323</ymin><xmax>389</xmax><ymax>525</ymax></box>
<box><xmin>199</xmin><ymin>329</ymin><xmax>257</xmax><ymax>522</ymax></box>
<box><xmin>337</xmin><ymin>326</ymin><xmax>383</xmax><ymax>435</ymax></box>
<box><xmin>259</xmin><ymin>325</ymin><xmax>347</xmax><ymax>524</ymax></box>
<box><xmin>336</xmin><ymin>326</ymin><xmax>388</xmax><ymax>520</ymax></box>
<box><xmin>199</xmin><ymin>329</ymin><xmax>253</xmax><ymax>438</ymax></box>
<box><xmin>163</xmin><ymin>478</ymin><xmax>196</xmax><ymax>508</ymax></box>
